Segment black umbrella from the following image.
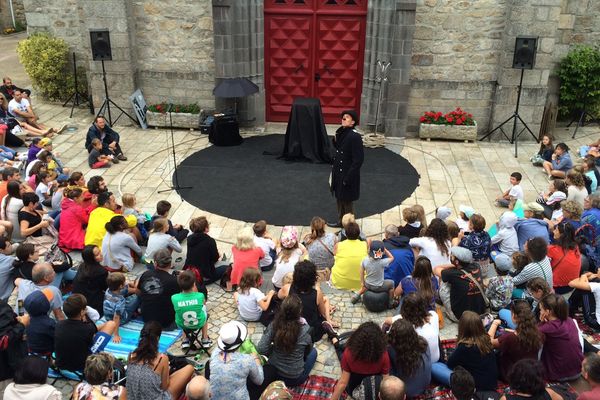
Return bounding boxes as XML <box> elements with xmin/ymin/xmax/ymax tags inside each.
<box><xmin>213</xmin><ymin>78</ymin><xmax>259</xmax><ymax>98</ymax></box>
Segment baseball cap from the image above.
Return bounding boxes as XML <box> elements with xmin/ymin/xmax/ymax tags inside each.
<box><xmin>459</xmin><ymin>205</ymin><xmax>475</xmax><ymax>219</ymax></box>
<box><xmin>493</xmin><ymin>253</ymin><xmax>513</xmax><ymax>272</ymax></box>
<box><xmin>436</xmin><ymin>206</ymin><xmax>452</xmax><ymax>220</ymax></box>
<box><xmin>450</xmin><ymin>246</ymin><xmax>473</xmax><ymax>264</ymax></box>
<box><xmin>217</xmin><ymin>321</ymin><xmax>248</xmax><ymax>352</ymax></box>
<box><xmin>546</xmin><ymin>191</ymin><xmax>567</xmax><ymax>206</ymax></box>
<box><xmin>523</xmin><ymin>202</ymin><xmax>544</xmax><ymax>213</ymax></box>
<box><xmin>39</xmin><ymin>138</ymin><xmax>52</xmax><ymax>147</ymax></box>
<box><xmin>369</xmin><ymin>240</ymin><xmax>385</xmax><ymax>259</ymax></box>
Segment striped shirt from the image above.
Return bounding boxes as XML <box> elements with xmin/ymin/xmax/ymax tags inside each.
<box><xmin>512</xmin><ymin>256</ymin><xmax>553</xmax><ymax>287</ymax></box>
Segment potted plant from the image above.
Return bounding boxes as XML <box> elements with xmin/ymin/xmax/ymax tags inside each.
<box><xmin>145</xmin><ymin>103</ymin><xmax>201</xmax><ymax>129</ymax></box>
<box><xmin>418</xmin><ymin>107</ymin><xmax>477</xmax><ymax>142</ymax></box>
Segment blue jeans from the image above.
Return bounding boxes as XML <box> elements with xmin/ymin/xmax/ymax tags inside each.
<box><xmin>0</xmin><ymin>145</ymin><xmax>16</xmax><ymax>161</ymax></box>
<box><xmin>431</xmin><ymin>362</ymin><xmax>453</xmax><ymax>386</ymax></box>
<box><xmin>499</xmin><ymin>308</ymin><xmax>517</xmax><ymax>329</ymax></box>
<box><xmin>282</xmin><ymin>348</ymin><xmax>318</xmax><ymax>387</ymax></box>
<box><xmin>51</xmin><ymin>268</ymin><xmax>78</xmax><ymax>288</ymax></box>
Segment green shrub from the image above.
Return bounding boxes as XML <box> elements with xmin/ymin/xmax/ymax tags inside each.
<box><xmin>557</xmin><ymin>45</ymin><xmax>600</xmax><ymax>119</ymax></box>
<box><xmin>16</xmin><ymin>33</ymin><xmax>71</xmax><ymax>101</ymax></box>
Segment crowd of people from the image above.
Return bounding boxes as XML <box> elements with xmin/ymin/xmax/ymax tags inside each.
<box><xmin>1</xmin><ymin>107</ymin><xmax>600</xmax><ymax>400</ymax></box>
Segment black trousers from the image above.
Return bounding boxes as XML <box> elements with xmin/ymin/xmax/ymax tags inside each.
<box><xmin>336</xmin><ymin>198</ymin><xmax>354</xmax><ymax>222</ymax></box>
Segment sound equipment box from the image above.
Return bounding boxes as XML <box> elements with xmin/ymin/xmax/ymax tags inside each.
<box><xmin>209</xmin><ymin>115</ymin><xmax>243</xmax><ymax>146</ymax></box>
<box><xmin>512</xmin><ymin>36</ymin><xmax>538</xmax><ymax>70</ymax></box>
<box><xmin>90</xmin><ymin>29</ymin><xmax>113</xmax><ymax>61</ymax></box>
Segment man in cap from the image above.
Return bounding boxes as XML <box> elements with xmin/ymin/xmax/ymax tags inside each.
<box><xmin>514</xmin><ymin>202</ymin><xmax>550</xmax><ymax>251</ymax></box>
<box><xmin>434</xmin><ymin>246</ymin><xmax>486</xmax><ymax>321</ymax></box>
<box><xmin>328</xmin><ymin>110</ymin><xmax>364</xmax><ymax>228</ymax></box>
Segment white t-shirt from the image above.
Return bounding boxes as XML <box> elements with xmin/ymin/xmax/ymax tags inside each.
<box><xmin>8</xmin><ymin>98</ymin><xmax>29</xmax><ymax>119</ymax></box>
<box><xmin>271</xmin><ymin>247</ymin><xmax>303</xmax><ymax>288</ymax></box>
<box><xmin>237</xmin><ymin>287</ymin><xmax>265</xmax><ymax>321</ymax></box>
<box><xmin>456</xmin><ymin>218</ymin><xmax>469</xmax><ymax>232</ymax></box>
<box><xmin>409</xmin><ymin>237</ymin><xmax>451</xmax><ymax>268</ymax></box>
<box><xmin>35</xmin><ymin>182</ymin><xmax>49</xmax><ymax>203</ymax></box>
<box><xmin>392</xmin><ymin>310</ymin><xmax>440</xmax><ymax>363</ymax></box>
<box><xmin>568</xmin><ymin>186</ymin><xmax>588</xmax><ymax>208</ymax></box>
<box><xmin>589</xmin><ymin>282</ymin><xmax>600</xmax><ymax>324</ymax></box>
<box><xmin>509</xmin><ymin>184</ymin><xmax>524</xmax><ymax>201</ymax></box>
<box><xmin>254</xmin><ymin>236</ymin><xmax>275</xmax><ymax>268</ymax></box>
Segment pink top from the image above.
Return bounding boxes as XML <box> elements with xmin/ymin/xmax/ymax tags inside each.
<box><xmin>230</xmin><ymin>246</ymin><xmax>264</xmax><ymax>285</ymax></box>
<box><xmin>58</xmin><ymin>197</ymin><xmax>89</xmax><ymax>251</ymax></box>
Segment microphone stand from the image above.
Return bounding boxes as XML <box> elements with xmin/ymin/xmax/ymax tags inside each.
<box><xmin>158</xmin><ymin>103</ymin><xmax>192</xmax><ymax>193</ymax></box>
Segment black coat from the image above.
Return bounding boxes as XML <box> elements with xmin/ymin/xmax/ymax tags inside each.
<box><xmin>85</xmin><ymin>123</ymin><xmax>120</xmax><ymax>154</ymax></box>
<box><xmin>330</xmin><ymin>126</ymin><xmax>364</xmax><ymax>202</ymax></box>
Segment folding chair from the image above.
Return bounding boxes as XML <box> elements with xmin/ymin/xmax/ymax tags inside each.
<box><xmin>182</xmin><ymin>328</ymin><xmax>211</xmax><ymax>357</ymax></box>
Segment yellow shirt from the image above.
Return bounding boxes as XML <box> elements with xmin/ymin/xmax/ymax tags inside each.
<box><xmin>331</xmin><ymin>239</ymin><xmax>368</xmax><ymax>291</ymax></box>
<box><xmin>84</xmin><ymin>206</ymin><xmax>137</xmax><ymax>249</ymax></box>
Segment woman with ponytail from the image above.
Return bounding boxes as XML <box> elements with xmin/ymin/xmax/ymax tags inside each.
<box><xmin>127</xmin><ymin>321</ymin><xmax>195</xmax><ymax>400</ymax></box>
<box><xmin>101</xmin><ymin>215</ymin><xmax>142</xmax><ymax>272</ymax></box>
<box><xmin>257</xmin><ymin>294</ymin><xmax>316</xmax><ymax>387</ymax></box>
<box><xmin>488</xmin><ymin>300</ymin><xmax>544</xmax><ymax>381</ymax></box>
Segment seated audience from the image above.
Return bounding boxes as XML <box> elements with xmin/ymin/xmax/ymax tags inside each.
<box><xmin>397</xmin><ymin>256</ymin><xmax>438</xmax><ymax>308</ymax></box>
<box><xmin>548</xmin><ymin>222</ymin><xmax>581</xmax><ymax>294</ymax></box>
<box><xmin>399</xmin><ymin>206</ymin><xmax>423</xmax><ymax>239</ymax></box>
<box><xmin>57</xmin><ymin>187</ymin><xmax>88</xmax><ymax>251</ymax></box>
<box><xmin>0</xmin><ymin>76</ymin><xmax>30</xmax><ymax>101</ymax></box>
<box><xmin>18</xmin><ymin>192</ymin><xmax>50</xmax><ymax>240</ymax></box>
<box><xmin>101</xmin><ymin>215</ymin><xmax>142</xmax><ymax>272</ymax></box>
<box><xmin>582</xmin><ymin>194</ymin><xmax>600</xmax><ymax>245</ymax></box>
<box><xmin>54</xmin><ymin>294</ymin><xmax>117</xmax><ymax>373</ymax></box>
<box><xmin>254</xmin><ymin>219</ymin><xmax>276</xmax><ymax>272</ymax></box>
<box><xmin>3</xmin><ymin>355</ymin><xmax>61</xmax><ymax>400</ymax></box>
<box><xmin>85</xmin><ymin>116</ymin><xmax>127</xmax><ymax>161</ymax></box>
<box><xmin>152</xmin><ymin>200</ymin><xmax>188</xmax><ymax>243</ymax></box>
<box><xmin>337</xmin><ymin>213</ymin><xmax>366</xmax><ymax>242</ymax></box>
<box><xmin>537</xmin><ymin>179</ymin><xmax>568</xmax><ymax>220</ymax></box>
<box><xmin>207</xmin><ymin>320</ymin><xmax>264</xmax><ymax>400</ymax></box>
<box><xmin>458</xmin><ymin>214</ymin><xmax>491</xmax><ymax>277</ymax></box>
<box><xmin>331</xmin><ymin>221</ymin><xmax>368</xmax><ymax>290</ymax></box>
<box><xmin>230</xmin><ymin>226</ymin><xmax>264</xmax><ymax>290</ymax></box>
<box><xmin>136</xmin><ymin>248</ymin><xmax>180</xmax><ymax>329</ymax></box>
<box><xmin>514</xmin><ymin>202</ymin><xmax>550</xmax><ymax>250</ymax></box>
<box><xmin>271</xmin><ymin>226</ymin><xmax>307</xmax><ymax>290</ymax></box>
<box><xmin>11</xmin><ymin>243</ymin><xmax>37</xmax><ymax>281</ymax></box>
<box><xmin>15</xmin><ymin>263</ymin><xmax>64</xmax><ymax>320</ymax></box>
<box><xmin>303</xmin><ymin>216</ymin><xmax>337</xmax><ymax>276</ymax></box>
<box><xmin>387</xmin><ymin>318</ymin><xmax>431</xmax><ymax>397</ymax></box>
<box><xmin>23</xmin><ymin>289</ymin><xmax>55</xmax><ymax>356</ymax></box>
<box><xmin>500</xmin><ymin>359</ymin><xmax>563</xmax><ymax>400</ymax></box>
<box><xmin>382</xmin><ymin>224</ymin><xmax>415</xmax><ymax>286</ymax></box>
<box><xmin>171</xmin><ymin>270</ymin><xmax>212</xmax><ymax>349</ymax></box>
<box><xmin>543</xmin><ymin>142</ymin><xmax>573</xmax><ymax>179</ymax></box>
<box><xmin>434</xmin><ymin>247</ymin><xmax>486</xmax><ymax>321</ymax></box>
<box><xmin>566</xmin><ymin>169</ymin><xmax>588</xmax><ymax>208</ymax></box>
<box><xmin>257</xmin><ymin>295</ymin><xmax>316</xmax><ymax>387</ymax></box>
<box><xmin>449</xmin><ymin>366</ymin><xmax>477</xmax><ymax>400</ymax></box>
<box><xmin>2</xmin><ymin>180</ymin><xmax>25</xmax><ymax>242</ymax></box>
<box><xmin>487</xmin><ymin>300</ymin><xmax>543</xmax><ymax>381</ymax></box>
<box><xmin>85</xmin><ymin>191</ymin><xmax>136</xmax><ymax>249</ymax></box>
<box><xmin>122</xmin><ymin>192</ymin><xmax>149</xmax><ymax>243</ymax></box>
<box><xmin>378</xmin><ymin>376</ymin><xmax>406</xmax><ymax>400</ymax></box>
<box><xmin>495</xmin><ymin>171</ymin><xmax>524</xmax><ymax>208</ymax></box>
<box><xmin>73</xmin><ymin>352</ymin><xmax>127</xmax><ymax>400</ymax></box>
<box><xmin>580</xmin><ymin>353</ymin><xmax>600</xmax><ymax>400</ymax></box>
<box><xmin>351</xmin><ymin>240</ymin><xmax>395</xmax><ymax>307</ymax></box>
<box><xmin>234</xmin><ymin>268</ymin><xmax>276</xmax><ymax>325</ymax></box>
<box><xmin>126</xmin><ymin>320</ymin><xmax>195</xmax><ymax>400</ymax></box>
<box><xmin>490</xmin><ymin>211</ymin><xmax>519</xmax><ymax>257</ymax></box>
<box><xmin>409</xmin><ymin>218</ymin><xmax>451</xmax><ymax>268</ymax></box>
<box><xmin>72</xmin><ymin>245</ymin><xmax>109</xmax><ymax>316</ymax></box>
<box><xmin>431</xmin><ymin>311</ymin><xmax>498</xmax><ymax>391</ymax></box>
<box><xmin>512</xmin><ymin>237</ymin><xmax>553</xmax><ymax>296</ymax></box>
<box><xmin>8</xmin><ymin>89</ymin><xmax>58</xmax><ymax>135</ymax></box>
<box><xmin>184</xmin><ymin>216</ymin><xmax>229</xmax><ymax>285</ymax></box>
<box><xmin>88</xmin><ymin>137</ymin><xmax>113</xmax><ymax>168</ymax></box>
<box><xmin>331</xmin><ymin>321</ymin><xmax>390</xmax><ymax>400</ymax></box>
<box><xmin>485</xmin><ymin>254</ymin><xmax>514</xmax><ymax>311</ymax></box>
<box><xmin>144</xmin><ymin>217</ymin><xmax>182</xmax><ymax>262</ymax></box>
<box><xmin>0</xmin><ymin>237</ymin><xmax>14</xmax><ymax>301</ymax></box>
<box><xmin>569</xmin><ymin>272</ymin><xmax>600</xmax><ymax>331</ymax></box>
<box><xmin>185</xmin><ymin>376</ymin><xmax>211</xmax><ymax>400</ymax></box>
<box><xmin>104</xmin><ymin>272</ymin><xmax>141</xmax><ymax>344</ymax></box>
<box><xmin>538</xmin><ymin>293</ymin><xmax>584</xmax><ymax>381</ymax></box>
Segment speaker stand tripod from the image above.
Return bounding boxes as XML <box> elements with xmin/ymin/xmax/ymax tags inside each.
<box><xmin>479</xmin><ymin>68</ymin><xmax>539</xmax><ymax>157</ymax></box>
<box><xmin>158</xmin><ymin>104</ymin><xmax>192</xmax><ymax>194</ymax></box>
<box><xmin>62</xmin><ymin>52</ymin><xmax>88</xmax><ymax>118</ymax></box>
<box><xmin>95</xmin><ymin>59</ymin><xmax>138</xmax><ymax>126</ymax></box>
<box><xmin>568</xmin><ymin>98</ymin><xmax>599</xmax><ymax>139</ymax></box>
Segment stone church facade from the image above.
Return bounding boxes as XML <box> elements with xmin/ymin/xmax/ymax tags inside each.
<box><xmin>20</xmin><ymin>0</ymin><xmax>600</xmax><ymax>137</ymax></box>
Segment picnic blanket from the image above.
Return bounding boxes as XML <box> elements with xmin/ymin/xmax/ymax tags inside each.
<box><xmin>289</xmin><ymin>375</ymin><xmax>346</xmax><ymax>400</ymax></box>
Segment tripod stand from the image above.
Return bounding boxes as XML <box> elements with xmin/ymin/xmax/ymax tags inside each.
<box><xmin>568</xmin><ymin>98</ymin><xmax>599</xmax><ymax>139</ymax></box>
<box><xmin>479</xmin><ymin>68</ymin><xmax>539</xmax><ymax>157</ymax></box>
<box><xmin>95</xmin><ymin>59</ymin><xmax>138</xmax><ymax>126</ymax></box>
<box><xmin>62</xmin><ymin>52</ymin><xmax>88</xmax><ymax>118</ymax></box>
<box><xmin>158</xmin><ymin>104</ymin><xmax>192</xmax><ymax>193</ymax></box>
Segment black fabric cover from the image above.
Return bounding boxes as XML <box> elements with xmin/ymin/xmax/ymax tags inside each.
<box><xmin>209</xmin><ymin>115</ymin><xmax>243</xmax><ymax>146</ymax></box>
<box><xmin>282</xmin><ymin>97</ymin><xmax>332</xmax><ymax>163</ymax></box>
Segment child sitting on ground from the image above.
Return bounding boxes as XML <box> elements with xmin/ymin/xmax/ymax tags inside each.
<box><xmin>103</xmin><ymin>272</ymin><xmax>140</xmax><ymax>344</ymax></box>
<box><xmin>495</xmin><ymin>172</ymin><xmax>524</xmax><ymax>208</ymax></box>
<box><xmin>583</xmin><ymin>157</ymin><xmax>598</xmax><ymax>193</ymax></box>
<box><xmin>531</xmin><ymin>134</ymin><xmax>553</xmax><ymax>166</ymax></box>
<box><xmin>398</xmin><ymin>207</ymin><xmax>422</xmax><ymax>239</ymax></box>
<box><xmin>253</xmin><ymin>220</ymin><xmax>276</xmax><ymax>272</ymax></box>
<box><xmin>271</xmin><ymin>226</ymin><xmax>307</xmax><ymax>290</ymax></box>
<box><xmin>122</xmin><ymin>192</ymin><xmax>150</xmax><ymax>243</ymax></box>
<box><xmin>484</xmin><ymin>253</ymin><xmax>514</xmax><ymax>311</ymax></box>
<box><xmin>144</xmin><ymin>218</ymin><xmax>183</xmax><ymax>263</ymax></box>
<box><xmin>338</xmin><ymin>213</ymin><xmax>367</xmax><ymax>241</ymax></box>
<box><xmin>152</xmin><ymin>200</ymin><xmax>189</xmax><ymax>243</ymax></box>
<box><xmin>458</xmin><ymin>214</ymin><xmax>492</xmax><ymax>277</ymax></box>
<box><xmin>234</xmin><ymin>267</ymin><xmax>277</xmax><ymax>326</ymax></box>
<box><xmin>456</xmin><ymin>205</ymin><xmax>475</xmax><ymax>232</ymax></box>
<box><xmin>351</xmin><ymin>240</ymin><xmax>396</xmax><ymax>307</ymax></box>
<box><xmin>490</xmin><ymin>211</ymin><xmax>518</xmax><ymax>257</ymax></box>
<box><xmin>23</xmin><ymin>289</ymin><xmax>56</xmax><ymax>356</ymax></box>
<box><xmin>88</xmin><ymin>138</ymin><xmax>112</xmax><ymax>169</ymax></box>
<box><xmin>171</xmin><ymin>270</ymin><xmax>212</xmax><ymax>349</ymax></box>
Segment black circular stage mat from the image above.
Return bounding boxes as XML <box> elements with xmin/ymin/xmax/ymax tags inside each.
<box><xmin>175</xmin><ymin>134</ymin><xmax>420</xmax><ymax>226</ymax></box>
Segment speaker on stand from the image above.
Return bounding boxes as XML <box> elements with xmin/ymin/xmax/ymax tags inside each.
<box><xmin>89</xmin><ymin>29</ymin><xmax>138</xmax><ymax>126</ymax></box>
<box><xmin>480</xmin><ymin>36</ymin><xmax>540</xmax><ymax>157</ymax></box>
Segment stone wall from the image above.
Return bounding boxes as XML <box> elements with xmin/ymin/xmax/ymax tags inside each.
<box><xmin>0</xmin><ymin>0</ymin><xmax>27</xmax><ymax>30</ymax></box>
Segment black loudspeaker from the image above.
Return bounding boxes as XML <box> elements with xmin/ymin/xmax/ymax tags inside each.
<box><xmin>90</xmin><ymin>30</ymin><xmax>112</xmax><ymax>61</ymax></box>
<box><xmin>512</xmin><ymin>36</ymin><xmax>538</xmax><ymax>69</ymax></box>
<box><xmin>209</xmin><ymin>116</ymin><xmax>243</xmax><ymax>146</ymax></box>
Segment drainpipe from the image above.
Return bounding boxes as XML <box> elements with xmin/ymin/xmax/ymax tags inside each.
<box><xmin>8</xmin><ymin>0</ymin><xmax>16</xmax><ymax>29</ymax></box>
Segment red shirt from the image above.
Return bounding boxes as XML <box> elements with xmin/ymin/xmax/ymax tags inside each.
<box><xmin>230</xmin><ymin>246</ymin><xmax>264</xmax><ymax>285</ymax></box>
<box><xmin>548</xmin><ymin>245</ymin><xmax>581</xmax><ymax>287</ymax></box>
<box><xmin>578</xmin><ymin>386</ymin><xmax>600</xmax><ymax>400</ymax></box>
<box><xmin>341</xmin><ymin>348</ymin><xmax>390</xmax><ymax>375</ymax></box>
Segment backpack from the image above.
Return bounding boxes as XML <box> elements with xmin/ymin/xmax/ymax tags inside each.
<box><xmin>45</xmin><ymin>242</ymin><xmax>73</xmax><ymax>270</ymax></box>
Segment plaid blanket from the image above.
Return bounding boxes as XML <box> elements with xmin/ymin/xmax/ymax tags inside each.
<box><xmin>575</xmin><ymin>314</ymin><xmax>600</xmax><ymax>342</ymax></box>
<box><xmin>289</xmin><ymin>375</ymin><xmax>347</xmax><ymax>400</ymax></box>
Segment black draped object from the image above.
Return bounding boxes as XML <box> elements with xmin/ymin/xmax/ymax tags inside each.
<box><xmin>282</xmin><ymin>97</ymin><xmax>333</xmax><ymax>163</ymax></box>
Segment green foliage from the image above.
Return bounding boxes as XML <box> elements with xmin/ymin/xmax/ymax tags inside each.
<box><xmin>65</xmin><ymin>66</ymin><xmax>89</xmax><ymax>101</ymax></box>
<box><xmin>148</xmin><ymin>103</ymin><xmax>200</xmax><ymax>114</ymax></box>
<box><xmin>557</xmin><ymin>45</ymin><xmax>600</xmax><ymax>119</ymax></box>
<box><xmin>16</xmin><ymin>33</ymin><xmax>70</xmax><ymax>101</ymax></box>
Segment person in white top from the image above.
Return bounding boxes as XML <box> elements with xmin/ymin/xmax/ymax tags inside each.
<box><xmin>495</xmin><ymin>172</ymin><xmax>524</xmax><ymax>208</ymax></box>
<box><xmin>234</xmin><ymin>267</ymin><xmax>276</xmax><ymax>325</ymax></box>
<box><xmin>7</xmin><ymin>89</ymin><xmax>62</xmax><ymax>136</ymax></box>
<box><xmin>271</xmin><ymin>226</ymin><xmax>307</xmax><ymax>289</ymax></box>
<box><xmin>253</xmin><ymin>220</ymin><xmax>276</xmax><ymax>271</ymax></box>
<box><xmin>569</xmin><ymin>272</ymin><xmax>600</xmax><ymax>331</ymax></box>
<box><xmin>566</xmin><ymin>170</ymin><xmax>588</xmax><ymax>208</ymax></box>
<box><xmin>409</xmin><ymin>218</ymin><xmax>451</xmax><ymax>268</ymax></box>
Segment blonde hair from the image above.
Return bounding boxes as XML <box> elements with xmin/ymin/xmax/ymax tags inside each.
<box><xmin>121</xmin><ymin>193</ymin><xmax>136</xmax><ymax>208</ymax></box>
<box><xmin>411</xmin><ymin>205</ymin><xmax>427</xmax><ymax>230</ymax></box>
<box><xmin>152</xmin><ymin>218</ymin><xmax>169</xmax><ymax>233</ymax></box>
<box><xmin>281</xmin><ymin>271</ymin><xmax>294</xmax><ymax>286</ymax></box>
<box><xmin>341</xmin><ymin>213</ymin><xmax>355</xmax><ymax>228</ymax></box>
<box><xmin>84</xmin><ymin>352</ymin><xmax>115</xmax><ymax>385</ymax></box>
<box><xmin>236</xmin><ymin>226</ymin><xmax>256</xmax><ymax>250</ymax></box>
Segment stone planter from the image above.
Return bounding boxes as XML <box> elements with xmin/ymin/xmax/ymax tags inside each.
<box><xmin>145</xmin><ymin>111</ymin><xmax>199</xmax><ymax>129</ymax></box>
<box><xmin>419</xmin><ymin>121</ymin><xmax>477</xmax><ymax>142</ymax></box>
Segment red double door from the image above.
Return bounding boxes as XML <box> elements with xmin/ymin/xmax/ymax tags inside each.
<box><xmin>265</xmin><ymin>0</ymin><xmax>368</xmax><ymax>123</ymax></box>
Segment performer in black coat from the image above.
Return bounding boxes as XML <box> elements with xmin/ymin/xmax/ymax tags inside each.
<box><xmin>328</xmin><ymin>110</ymin><xmax>364</xmax><ymax>228</ymax></box>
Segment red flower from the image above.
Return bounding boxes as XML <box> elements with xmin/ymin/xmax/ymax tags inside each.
<box><xmin>446</xmin><ymin>117</ymin><xmax>453</xmax><ymax>122</ymax></box>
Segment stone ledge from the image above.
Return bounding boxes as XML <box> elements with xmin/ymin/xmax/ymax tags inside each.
<box><xmin>419</xmin><ymin>122</ymin><xmax>478</xmax><ymax>142</ymax></box>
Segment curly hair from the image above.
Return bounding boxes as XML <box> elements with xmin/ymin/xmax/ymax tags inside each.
<box><xmin>424</xmin><ymin>218</ymin><xmax>449</xmax><ymax>257</ymax></box>
<box><xmin>400</xmin><ymin>292</ymin><xmax>430</xmax><ymax>328</ymax></box>
<box><xmin>507</xmin><ymin>359</ymin><xmax>546</xmax><ymax>396</ymax></box>
<box><xmin>388</xmin><ymin>318</ymin><xmax>427</xmax><ymax>378</ymax></box>
<box><xmin>511</xmin><ymin>301</ymin><xmax>543</xmax><ymax>353</ymax></box>
<box><xmin>560</xmin><ymin>200</ymin><xmax>583</xmax><ymax>220</ymax></box>
<box><xmin>567</xmin><ymin>169</ymin><xmax>586</xmax><ymax>189</ymax></box>
<box><xmin>292</xmin><ymin>260</ymin><xmax>317</xmax><ymax>292</ymax></box>
<box><xmin>272</xmin><ymin>294</ymin><xmax>303</xmax><ymax>354</ymax></box>
<box><xmin>346</xmin><ymin>321</ymin><xmax>387</xmax><ymax>363</ymax></box>
<box><xmin>551</xmin><ymin>179</ymin><xmax>567</xmax><ymax>194</ymax></box>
